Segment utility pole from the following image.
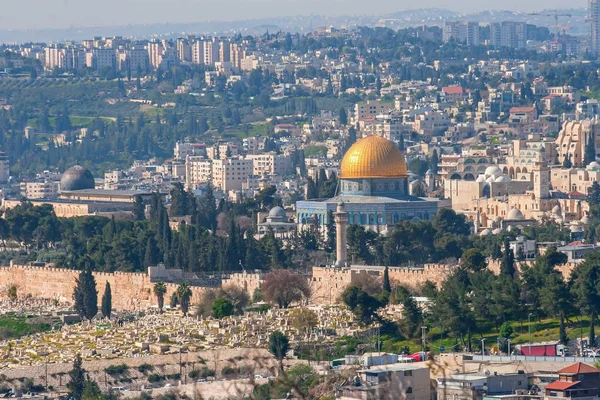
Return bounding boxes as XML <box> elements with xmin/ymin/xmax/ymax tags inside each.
<box><xmin>528</xmin><ymin>313</ymin><xmax>533</xmax><ymax>356</ymax></box>
<box><xmin>421</xmin><ymin>326</ymin><xmax>427</xmax><ymax>352</ymax></box>
<box><xmin>481</xmin><ymin>338</ymin><xmax>486</xmax><ymax>355</ymax></box>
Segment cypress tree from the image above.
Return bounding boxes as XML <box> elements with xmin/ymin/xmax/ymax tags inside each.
<box><xmin>306</xmin><ymin>177</ymin><xmax>318</xmax><ymax>200</ymax></box>
<box><xmin>500</xmin><ymin>239</ymin><xmax>516</xmax><ymax>277</ymax></box>
<box><xmin>67</xmin><ymin>354</ymin><xmax>86</xmax><ymax>400</ymax></box>
<box><xmin>73</xmin><ymin>268</ymin><xmax>98</xmax><ymax>321</ymax></box>
<box><xmin>101</xmin><ymin>282</ymin><xmax>112</xmax><ymax>319</ymax></box>
<box><xmin>325</xmin><ymin>210</ymin><xmax>336</xmax><ymax>253</ymax></box>
<box><xmin>339</xmin><ymin>107</ymin><xmax>348</xmax><ymax>125</ymax></box>
<box><xmin>383</xmin><ymin>266</ymin><xmax>392</xmax><ymax>293</ymax></box>
<box><xmin>133</xmin><ymin>195</ymin><xmax>146</xmax><ymax>221</ymax></box>
<box><xmin>144</xmin><ymin>236</ymin><xmax>160</xmax><ymax>266</ymax></box>
<box><xmin>431</xmin><ymin>149</ymin><xmax>439</xmax><ymax>175</ymax></box>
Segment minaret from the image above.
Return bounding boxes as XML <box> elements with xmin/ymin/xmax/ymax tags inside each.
<box><xmin>334</xmin><ymin>201</ymin><xmax>348</xmax><ymax>267</ymax></box>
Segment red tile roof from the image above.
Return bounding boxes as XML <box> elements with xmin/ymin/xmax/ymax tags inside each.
<box><xmin>545</xmin><ymin>381</ymin><xmax>580</xmax><ymax>391</ymax></box>
<box><xmin>443</xmin><ymin>86</ymin><xmax>464</xmax><ymax>95</ymax></box>
<box><xmin>558</xmin><ymin>362</ymin><xmax>600</xmax><ymax>374</ymax></box>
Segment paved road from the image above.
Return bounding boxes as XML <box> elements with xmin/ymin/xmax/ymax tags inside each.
<box><xmin>123</xmin><ymin>378</ymin><xmax>270</xmax><ymax>399</ymax></box>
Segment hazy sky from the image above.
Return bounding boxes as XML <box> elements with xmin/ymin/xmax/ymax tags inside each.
<box><xmin>0</xmin><ymin>0</ymin><xmax>588</xmax><ymax>30</ymax></box>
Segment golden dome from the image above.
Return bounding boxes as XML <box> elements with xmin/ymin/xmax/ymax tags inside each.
<box><xmin>340</xmin><ymin>135</ymin><xmax>408</xmax><ymax>179</ymax></box>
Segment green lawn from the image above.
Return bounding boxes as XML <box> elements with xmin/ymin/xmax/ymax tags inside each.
<box><xmin>0</xmin><ymin>314</ymin><xmax>52</xmax><ymax>340</ymax></box>
<box><xmin>380</xmin><ymin>316</ymin><xmax>593</xmax><ymax>355</ymax></box>
<box><xmin>27</xmin><ymin>115</ymin><xmax>114</xmax><ymax>130</ymax></box>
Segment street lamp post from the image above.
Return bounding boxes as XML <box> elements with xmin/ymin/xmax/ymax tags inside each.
<box><xmin>507</xmin><ymin>339</ymin><xmax>511</xmax><ymax>359</ymax></box>
<box><xmin>528</xmin><ymin>313</ymin><xmax>533</xmax><ymax>356</ymax></box>
<box><xmin>421</xmin><ymin>326</ymin><xmax>428</xmax><ymax>352</ymax></box>
<box><xmin>481</xmin><ymin>338</ymin><xmax>486</xmax><ymax>355</ymax></box>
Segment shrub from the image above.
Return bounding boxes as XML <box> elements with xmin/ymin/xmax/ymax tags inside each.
<box><xmin>199</xmin><ymin>367</ymin><xmax>215</xmax><ymax>378</ymax></box>
<box><xmin>137</xmin><ymin>363</ymin><xmax>154</xmax><ymax>374</ymax></box>
<box><xmin>147</xmin><ymin>374</ymin><xmax>164</xmax><ymax>383</ymax></box>
<box><xmin>221</xmin><ymin>366</ymin><xmax>237</xmax><ymax>376</ymax></box>
<box><xmin>165</xmin><ymin>373</ymin><xmax>181</xmax><ymax>380</ymax></box>
<box><xmin>105</xmin><ymin>364</ymin><xmax>129</xmax><ymax>376</ymax></box>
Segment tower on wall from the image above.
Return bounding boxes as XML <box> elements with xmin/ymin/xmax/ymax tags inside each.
<box><xmin>334</xmin><ymin>201</ymin><xmax>348</xmax><ymax>267</ymax></box>
<box><xmin>532</xmin><ymin>163</ymin><xmax>550</xmax><ymax>200</ymax></box>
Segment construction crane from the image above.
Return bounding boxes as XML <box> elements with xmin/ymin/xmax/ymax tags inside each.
<box><xmin>529</xmin><ymin>10</ymin><xmax>573</xmax><ymax>38</ymax></box>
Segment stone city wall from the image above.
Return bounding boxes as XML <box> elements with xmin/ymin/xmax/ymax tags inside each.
<box><xmin>0</xmin><ymin>265</ymin><xmax>211</xmax><ymax>311</ymax></box>
<box><xmin>222</xmin><ymin>272</ymin><xmax>265</xmax><ymax>297</ymax></box>
<box><xmin>310</xmin><ymin>264</ymin><xmax>455</xmax><ymax>305</ymax></box>
<box><xmin>488</xmin><ymin>258</ymin><xmax>578</xmax><ymax>280</ymax></box>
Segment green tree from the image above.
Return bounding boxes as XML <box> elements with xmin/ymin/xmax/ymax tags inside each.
<box><xmin>432</xmin><ymin>268</ymin><xmax>476</xmax><ymax>352</ymax></box>
<box><xmin>382</xmin><ymin>266</ymin><xmax>391</xmax><ymax>293</ymax></box>
<box><xmin>585</xmin><ymin>133</ymin><xmax>596</xmax><ymax>167</ymax></box>
<box><xmin>81</xmin><ymin>377</ymin><xmax>103</xmax><ymax>400</ymax></box>
<box><xmin>153</xmin><ymin>282</ymin><xmax>167</xmax><ymax>313</ymax></box>
<box><xmin>395</xmin><ymin>286</ymin><xmax>422</xmax><ymax>339</ymax></box>
<box><xmin>170</xmin><ymin>292</ymin><xmax>178</xmax><ymax>308</ymax></box>
<box><xmin>268</xmin><ymin>331</ymin><xmax>290</xmax><ymax>371</ymax></box>
<box><xmin>461</xmin><ymin>248</ymin><xmax>486</xmax><ymax>272</ymax></box>
<box><xmin>430</xmin><ymin>149</ymin><xmax>439</xmax><ymax>175</ymax></box>
<box><xmin>177</xmin><ymin>282</ymin><xmax>192</xmax><ymax>316</ymax></box>
<box><xmin>73</xmin><ymin>268</ymin><xmax>98</xmax><ymax>321</ymax></box>
<box><xmin>342</xmin><ymin>285</ymin><xmax>385</xmax><ymax>324</ymax></box>
<box><xmin>67</xmin><ymin>354</ymin><xmax>86</xmax><ymax>400</ymax></box>
<box><xmin>588</xmin><ymin>181</ymin><xmax>600</xmax><ymax>206</ymax></box>
<box><xmin>211</xmin><ymin>298</ymin><xmax>234</xmax><ymax>319</ymax></box>
<box><xmin>144</xmin><ymin>236</ymin><xmax>160</xmax><ymax>267</ymax></box>
<box><xmin>133</xmin><ymin>195</ymin><xmax>146</xmax><ymax>221</ymax></box>
<box><xmin>339</xmin><ymin>107</ymin><xmax>348</xmax><ymax>126</ymax></box>
<box><xmin>500</xmin><ymin>239</ymin><xmax>515</xmax><ymax>277</ymax></box>
<box><xmin>306</xmin><ymin>177</ymin><xmax>318</xmax><ymax>200</ymax></box>
<box><xmin>101</xmin><ymin>282</ymin><xmax>112</xmax><ymax>319</ymax></box>
<box><xmin>541</xmin><ymin>272</ymin><xmax>571</xmax><ymax>344</ymax></box>
<box><xmin>570</xmin><ymin>253</ymin><xmax>600</xmax><ymax>346</ymax></box>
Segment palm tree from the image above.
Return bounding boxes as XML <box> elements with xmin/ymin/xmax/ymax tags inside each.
<box><xmin>153</xmin><ymin>282</ymin><xmax>167</xmax><ymax>313</ymax></box>
<box><xmin>176</xmin><ymin>283</ymin><xmax>192</xmax><ymax>316</ymax></box>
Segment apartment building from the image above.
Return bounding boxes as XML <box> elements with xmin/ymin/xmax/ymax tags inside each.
<box><xmin>591</xmin><ymin>0</ymin><xmax>600</xmax><ymax>55</ymax></box>
<box><xmin>246</xmin><ymin>153</ymin><xmax>293</xmax><ymax>177</ymax></box>
<box><xmin>177</xmin><ymin>38</ymin><xmax>192</xmax><ymax>62</ymax></box>
<box><xmin>413</xmin><ymin>111</ymin><xmax>450</xmax><ymax>136</ymax></box>
<box><xmin>555</xmin><ymin>119</ymin><xmax>600</xmax><ymax>167</ymax></box>
<box><xmin>203</xmin><ymin>40</ymin><xmax>219</xmax><ymax>66</ymax></box>
<box><xmin>490</xmin><ymin>21</ymin><xmax>528</xmax><ymax>49</ymax></box>
<box><xmin>44</xmin><ymin>46</ymin><xmax>66</xmax><ymax>69</ymax></box>
<box><xmin>21</xmin><ymin>181</ymin><xmax>59</xmax><ymax>199</ymax></box>
<box><xmin>219</xmin><ymin>40</ymin><xmax>231</xmax><ymax>63</ymax></box>
<box><xmin>174</xmin><ymin>142</ymin><xmax>207</xmax><ymax>159</ymax></box>
<box><xmin>185</xmin><ymin>156</ymin><xmax>213</xmax><ymax>190</ymax></box>
<box><xmin>443</xmin><ymin>21</ymin><xmax>480</xmax><ymax>45</ymax></box>
<box><xmin>340</xmin><ymin>364</ymin><xmax>430</xmax><ymax>400</ymax></box>
<box><xmin>212</xmin><ymin>158</ymin><xmax>253</xmax><ymax>191</ymax></box>
<box><xmin>354</xmin><ymin>100</ymin><xmax>393</xmax><ymax>122</ymax></box>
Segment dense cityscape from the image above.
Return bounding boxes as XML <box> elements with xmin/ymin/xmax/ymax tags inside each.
<box><xmin>3</xmin><ymin>0</ymin><xmax>600</xmax><ymax>399</ymax></box>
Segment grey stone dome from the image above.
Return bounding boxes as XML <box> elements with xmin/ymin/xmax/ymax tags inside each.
<box><xmin>60</xmin><ymin>165</ymin><xmax>95</xmax><ymax>191</ymax></box>
<box><xmin>268</xmin><ymin>206</ymin><xmax>287</xmax><ymax>219</ymax></box>
<box><xmin>506</xmin><ymin>208</ymin><xmax>525</xmax><ymax>220</ymax></box>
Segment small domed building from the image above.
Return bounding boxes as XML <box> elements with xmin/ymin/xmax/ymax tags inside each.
<box><xmin>296</xmin><ymin>135</ymin><xmax>449</xmax><ymax>232</ymax></box>
<box><xmin>258</xmin><ymin>206</ymin><xmax>296</xmax><ymax>238</ymax></box>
